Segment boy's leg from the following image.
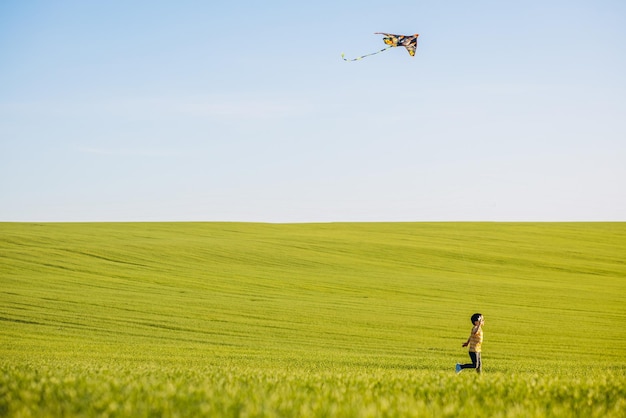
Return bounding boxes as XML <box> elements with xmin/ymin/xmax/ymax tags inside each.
<box><xmin>475</xmin><ymin>352</ymin><xmax>482</xmax><ymax>373</ymax></box>
<box><xmin>460</xmin><ymin>352</ymin><xmax>477</xmax><ymax>369</ymax></box>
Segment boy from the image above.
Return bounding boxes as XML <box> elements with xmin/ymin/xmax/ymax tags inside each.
<box><xmin>456</xmin><ymin>313</ymin><xmax>484</xmax><ymax>374</ymax></box>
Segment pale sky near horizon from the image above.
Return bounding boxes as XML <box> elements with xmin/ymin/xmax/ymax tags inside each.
<box><xmin>1</xmin><ymin>1</ymin><xmax>625</xmax><ymax>222</ymax></box>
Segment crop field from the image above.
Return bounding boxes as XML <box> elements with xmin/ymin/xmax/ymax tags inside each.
<box><xmin>1</xmin><ymin>222</ymin><xmax>625</xmax><ymax>417</ymax></box>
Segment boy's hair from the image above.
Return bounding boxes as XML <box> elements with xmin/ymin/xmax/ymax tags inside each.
<box><xmin>471</xmin><ymin>313</ymin><xmax>482</xmax><ymax>324</ymax></box>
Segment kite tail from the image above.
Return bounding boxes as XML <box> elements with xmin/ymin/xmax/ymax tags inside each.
<box><xmin>341</xmin><ymin>46</ymin><xmax>392</xmax><ymax>61</ymax></box>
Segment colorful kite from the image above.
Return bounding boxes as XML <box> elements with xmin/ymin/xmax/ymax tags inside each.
<box><xmin>342</xmin><ymin>33</ymin><xmax>419</xmax><ymax>61</ymax></box>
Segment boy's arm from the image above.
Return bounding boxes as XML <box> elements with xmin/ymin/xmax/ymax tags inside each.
<box><xmin>462</xmin><ymin>326</ymin><xmax>478</xmax><ymax>347</ymax></box>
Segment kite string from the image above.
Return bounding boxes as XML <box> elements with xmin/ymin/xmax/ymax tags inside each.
<box><xmin>341</xmin><ymin>46</ymin><xmax>392</xmax><ymax>61</ymax></box>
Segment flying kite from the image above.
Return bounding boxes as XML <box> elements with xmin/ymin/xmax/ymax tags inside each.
<box><xmin>342</xmin><ymin>33</ymin><xmax>419</xmax><ymax>61</ymax></box>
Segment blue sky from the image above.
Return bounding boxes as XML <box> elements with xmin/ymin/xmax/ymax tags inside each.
<box><xmin>1</xmin><ymin>0</ymin><xmax>625</xmax><ymax>222</ymax></box>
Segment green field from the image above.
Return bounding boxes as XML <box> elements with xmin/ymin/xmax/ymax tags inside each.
<box><xmin>1</xmin><ymin>222</ymin><xmax>625</xmax><ymax>417</ymax></box>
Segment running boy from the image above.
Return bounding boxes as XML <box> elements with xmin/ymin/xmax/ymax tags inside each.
<box><xmin>456</xmin><ymin>313</ymin><xmax>484</xmax><ymax>373</ymax></box>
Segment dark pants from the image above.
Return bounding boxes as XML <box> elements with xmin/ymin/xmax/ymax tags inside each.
<box><xmin>460</xmin><ymin>351</ymin><xmax>482</xmax><ymax>373</ymax></box>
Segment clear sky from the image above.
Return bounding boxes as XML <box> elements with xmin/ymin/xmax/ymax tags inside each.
<box><xmin>1</xmin><ymin>1</ymin><xmax>625</xmax><ymax>222</ymax></box>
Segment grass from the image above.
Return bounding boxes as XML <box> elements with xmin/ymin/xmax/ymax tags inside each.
<box><xmin>1</xmin><ymin>222</ymin><xmax>625</xmax><ymax>416</ymax></box>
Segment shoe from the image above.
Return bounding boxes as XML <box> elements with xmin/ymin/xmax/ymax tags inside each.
<box><xmin>455</xmin><ymin>363</ymin><xmax>462</xmax><ymax>374</ymax></box>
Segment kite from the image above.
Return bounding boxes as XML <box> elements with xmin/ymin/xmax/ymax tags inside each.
<box><xmin>342</xmin><ymin>33</ymin><xmax>419</xmax><ymax>61</ymax></box>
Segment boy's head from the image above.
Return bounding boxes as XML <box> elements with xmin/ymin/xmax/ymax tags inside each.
<box><xmin>471</xmin><ymin>313</ymin><xmax>483</xmax><ymax>324</ymax></box>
